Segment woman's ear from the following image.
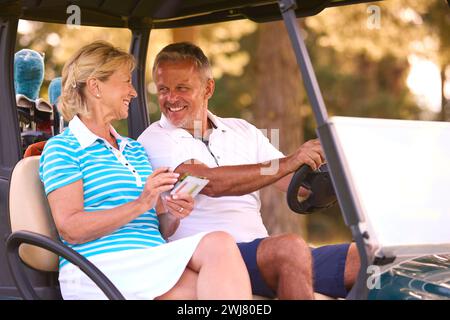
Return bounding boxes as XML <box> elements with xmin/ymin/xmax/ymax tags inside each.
<box><xmin>86</xmin><ymin>77</ymin><xmax>101</xmax><ymax>98</ymax></box>
<box><xmin>204</xmin><ymin>78</ymin><xmax>215</xmax><ymax>100</ymax></box>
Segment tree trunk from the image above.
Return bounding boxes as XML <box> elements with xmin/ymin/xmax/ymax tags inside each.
<box><xmin>252</xmin><ymin>21</ymin><xmax>308</xmax><ymax>238</ymax></box>
<box><xmin>441</xmin><ymin>67</ymin><xmax>449</xmax><ymax>121</ymax></box>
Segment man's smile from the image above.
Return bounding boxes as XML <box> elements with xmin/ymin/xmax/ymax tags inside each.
<box><xmin>167</xmin><ymin>105</ymin><xmax>187</xmax><ymax>113</ymax></box>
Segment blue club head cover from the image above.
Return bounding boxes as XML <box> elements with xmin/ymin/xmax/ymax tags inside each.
<box><xmin>14</xmin><ymin>49</ymin><xmax>45</xmax><ymax>100</ymax></box>
<box><xmin>48</xmin><ymin>77</ymin><xmax>62</xmax><ymax>106</ymax></box>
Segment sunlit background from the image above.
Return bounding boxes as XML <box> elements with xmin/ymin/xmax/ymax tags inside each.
<box><xmin>14</xmin><ymin>0</ymin><xmax>450</xmax><ymax>245</ymax></box>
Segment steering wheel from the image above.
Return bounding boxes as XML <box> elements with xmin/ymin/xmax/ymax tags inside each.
<box><xmin>287</xmin><ymin>163</ymin><xmax>338</xmax><ymax>214</ymax></box>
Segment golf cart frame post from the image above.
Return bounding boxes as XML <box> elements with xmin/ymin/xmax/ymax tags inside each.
<box><xmin>128</xmin><ymin>22</ymin><xmax>151</xmax><ymax>140</ymax></box>
<box><xmin>0</xmin><ymin>11</ymin><xmax>24</xmax><ymax>299</ymax></box>
<box><xmin>0</xmin><ymin>13</ymin><xmax>22</xmax><ymax>167</ymax></box>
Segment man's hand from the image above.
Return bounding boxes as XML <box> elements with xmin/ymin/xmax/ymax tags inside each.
<box><xmin>286</xmin><ymin>139</ymin><xmax>325</xmax><ymax>173</ymax></box>
<box><xmin>274</xmin><ymin>139</ymin><xmax>325</xmax><ymax>192</ymax></box>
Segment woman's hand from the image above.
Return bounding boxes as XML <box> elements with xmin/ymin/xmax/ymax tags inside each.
<box><xmin>156</xmin><ymin>193</ymin><xmax>194</xmax><ymax>239</ymax></box>
<box><xmin>163</xmin><ymin>193</ymin><xmax>194</xmax><ymax>219</ymax></box>
<box><xmin>137</xmin><ymin>167</ymin><xmax>179</xmax><ymax>212</ymax></box>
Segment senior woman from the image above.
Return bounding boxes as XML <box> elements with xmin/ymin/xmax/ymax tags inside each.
<box><xmin>39</xmin><ymin>41</ymin><xmax>251</xmax><ymax>300</ymax></box>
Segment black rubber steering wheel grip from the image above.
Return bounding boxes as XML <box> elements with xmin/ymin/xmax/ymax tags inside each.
<box><xmin>287</xmin><ymin>164</ymin><xmax>314</xmax><ymax>214</ymax></box>
<box><xmin>287</xmin><ymin>164</ymin><xmax>337</xmax><ymax>214</ymax></box>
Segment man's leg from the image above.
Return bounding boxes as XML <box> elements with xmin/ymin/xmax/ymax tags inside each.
<box><xmin>344</xmin><ymin>243</ymin><xmax>360</xmax><ymax>291</ymax></box>
<box><xmin>238</xmin><ymin>234</ymin><xmax>314</xmax><ymax>299</ymax></box>
<box><xmin>258</xmin><ymin>234</ymin><xmax>314</xmax><ymax>299</ymax></box>
<box><xmin>237</xmin><ymin>239</ymin><xmax>277</xmax><ymax>298</ymax></box>
<box><xmin>311</xmin><ymin>242</ymin><xmax>360</xmax><ymax>298</ymax></box>
<box><xmin>238</xmin><ymin>237</ymin><xmax>359</xmax><ymax>299</ymax></box>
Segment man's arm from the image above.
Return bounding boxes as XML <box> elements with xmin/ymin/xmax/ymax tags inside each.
<box><xmin>175</xmin><ymin>139</ymin><xmax>324</xmax><ymax>197</ymax></box>
<box><xmin>273</xmin><ymin>173</ymin><xmax>293</xmax><ymax>192</ymax></box>
<box><xmin>175</xmin><ymin>158</ymin><xmax>291</xmax><ymax>197</ymax></box>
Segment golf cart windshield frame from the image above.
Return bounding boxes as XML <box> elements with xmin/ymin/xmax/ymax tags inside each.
<box><xmin>0</xmin><ymin>0</ymin><xmax>377</xmax><ymax>28</ymax></box>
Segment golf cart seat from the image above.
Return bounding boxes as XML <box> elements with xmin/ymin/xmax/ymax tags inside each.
<box><xmin>23</xmin><ymin>141</ymin><xmax>46</xmax><ymax>157</ymax></box>
<box><xmin>6</xmin><ymin>156</ymin><xmax>124</xmax><ymax>300</ymax></box>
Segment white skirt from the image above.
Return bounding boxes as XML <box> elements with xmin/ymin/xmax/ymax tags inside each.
<box><xmin>59</xmin><ymin>232</ymin><xmax>208</xmax><ymax>300</ymax></box>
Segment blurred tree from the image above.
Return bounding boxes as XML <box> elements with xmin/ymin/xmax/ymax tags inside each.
<box><xmin>252</xmin><ymin>21</ymin><xmax>309</xmax><ymax>238</ymax></box>
<box><xmin>304</xmin><ymin>1</ymin><xmax>433</xmax><ymax>60</ymax></box>
<box><xmin>423</xmin><ymin>0</ymin><xmax>450</xmax><ymax>120</ymax></box>
<box><xmin>305</xmin><ymin>0</ymin><xmax>449</xmax><ymax>121</ymax></box>
<box><xmin>197</xmin><ymin>21</ymin><xmax>257</xmax><ymax>119</ymax></box>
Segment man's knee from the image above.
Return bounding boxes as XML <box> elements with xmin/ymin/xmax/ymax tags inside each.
<box><xmin>258</xmin><ymin>234</ymin><xmax>311</xmax><ymax>270</ymax></box>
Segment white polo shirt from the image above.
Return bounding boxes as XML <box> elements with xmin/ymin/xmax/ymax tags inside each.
<box><xmin>138</xmin><ymin>111</ymin><xmax>284</xmax><ymax>242</ymax></box>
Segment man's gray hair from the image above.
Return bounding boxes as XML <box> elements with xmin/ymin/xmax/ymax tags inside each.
<box><xmin>152</xmin><ymin>42</ymin><xmax>212</xmax><ymax>81</ymax></box>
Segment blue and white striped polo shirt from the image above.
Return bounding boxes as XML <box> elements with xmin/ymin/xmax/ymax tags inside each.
<box><xmin>39</xmin><ymin>115</ymin><xmax>166</xmax><ymax>269</ymax></box>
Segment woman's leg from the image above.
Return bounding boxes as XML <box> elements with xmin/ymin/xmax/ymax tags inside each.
<box><xmin>188</xmin><ymin>231</ymin><xmax>252</xmax><ymax>300</ymax></box>
<box><xmin>156</xmin><ymin>267</ymin><xmax>198</xmax><ymax>300</ymax></box>
<box><xmin>158</xmin><ymin>231</ymin><xmax>251</xmax><ymax>300</ymax></box>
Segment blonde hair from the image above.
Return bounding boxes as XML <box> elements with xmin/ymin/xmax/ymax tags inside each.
<box><xmin>152</xmin><ymin>42</ymin><xmax>212</xmax><ymax>82</ymax></box>
<box><xmin>59</xmin><ymin>41</ymin><xmax>135</xmax><ymax>121</ymax></box>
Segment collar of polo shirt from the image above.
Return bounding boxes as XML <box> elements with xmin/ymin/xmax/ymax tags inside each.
<box><xmin>159</xmin><ymin>110</ymin><xmax>227</xmax><ymax>137</ymax></box>
<box><xmin>68</xmin><ymin>115</ymin><xmax>129</xmax><ymax>151</ymax></box>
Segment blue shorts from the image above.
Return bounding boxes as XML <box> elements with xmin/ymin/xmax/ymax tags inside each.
<box><xmin>237</xmin><ymin>238</ymin><xmax>350</xmax><ymax>298</ymax></box>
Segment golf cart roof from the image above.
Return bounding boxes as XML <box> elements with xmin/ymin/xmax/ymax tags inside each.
<box><xmin>1</xmin><ymin>0</ymin><xmax>378</xmax><ymax>28</ymax></box>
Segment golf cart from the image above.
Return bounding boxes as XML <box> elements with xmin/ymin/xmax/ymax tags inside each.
<box><xmin>1</xmin><ymin>0</ymin><xmax>449</xmax><ymax>300</ymax></box>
